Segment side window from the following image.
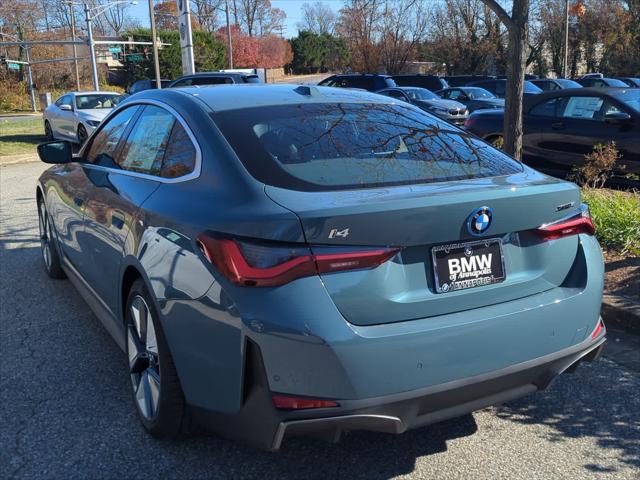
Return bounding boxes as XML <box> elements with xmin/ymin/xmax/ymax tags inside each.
<box><xmin>161</xmin><ymin>121</ymin><xmax>197</xmax><ymax>178</ymax></box>
<box><xmin>191</xmin><ymin>76</ymin><xmax>233</xmax><ymax>85</ymax></box>
<box><xmin>118</xmin><ymin>105</ymin><xmax>175</xmax><ymax>175</ymax></box>
<box><xmin>383</xmin><ymin>90</ymin><xmax>407</xmax><ymax>101</ymax></box>
<box><xmin>345</xmin><ymin>77</ymin><xmax>374</xmax><ymax>90</ymax></box>
<box><xmin>56</xmin><ymin>95</ymin><xmax>72</xmax><ymax>108</ymax></box>
<box><xmin>602</xmin><ymin>100</ymin><xmax>622</xmax><ymax>116</ymax></box>
<box><xmin>86</xmin><ymin>106</ymin><xmax>140</xmax><ymax>166</ymax></box>
<box><xmin>448</xmin><ymin>90</ymin><xmax>461</xmax><ymax>100</ymax></box>
<box><xmin>593</xmin><ymin>80</ymin><xmax>605</xmax><ymax>88</ymax></box>
<box><xmin>529</xmin><ymin>97</ymin><xmax>564</xmax><ymax>117</ymax></box>
<box><xmin>172</xmin><ymin>79</ymin><xmax>192</xmax><ymax>87</ymax></box>
<box><xmin>561</xmin><ymin>96</ymin><xmax>604</xmax><ymax>120</ymax></box>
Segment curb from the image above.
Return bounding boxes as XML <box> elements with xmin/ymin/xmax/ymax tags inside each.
<box><xmin>0</xmin><ymin>154</ymin><xmax>40</xmax><ymax>166</ymax></box>
<box><xmin>602</xmin><ymin>293</ymin><xmax>640</xmax><ymax>334</ymax></box>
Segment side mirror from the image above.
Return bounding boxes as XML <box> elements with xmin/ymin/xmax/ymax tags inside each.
<box><xmin>59</xmin><ymin>104</ymin><xmax>72</xmax><ymax>111</ymax></box>
<box><xmin>459</xmin><ymin>95</ymin><xmax>470</xmax><ymax>101</ymax></box>
<box><xmin>605</xmin><ymin>111</ymin><xmax>632</xmax><ymax>124</ymax></box>
<box><xmin>37</xmin><ymin>141</ymin><xmax>73</xmax><ymax>164</ymax></box>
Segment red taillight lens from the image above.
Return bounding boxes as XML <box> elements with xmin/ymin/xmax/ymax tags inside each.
<box><xmin>591</xmin><ymin>318</ymin><xmax>605</xmax><ymax>339</ymax></box>
<box><xmin>197</xmin><ymin>234</ymin><xmax>399</xmax><ymax>287</ymax></box>
<box><xmin>272</xmin><ymin>395</ymin><xmax>339</xmax><ymax>410</ymax></box>
<box><xmin>534</xmin><ymin>204</ymin><xmax>595</xmax><ymax>241</ymax></box>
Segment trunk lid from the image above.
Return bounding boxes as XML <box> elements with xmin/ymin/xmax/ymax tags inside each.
<box><xmin>266</xmin><ymin>170</ymin><xmax>583</xmax><ymax>325</ymax></box>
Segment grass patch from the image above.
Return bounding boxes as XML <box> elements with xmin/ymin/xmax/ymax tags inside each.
<box><xmin>582</xmin><ymin>188</ymin><xmax>640</xmax><ymax>256</ymax></box>
<box><xmin>0</xmin><ymin>118</ymin><xmax>45</xmax><ymax>156</ymax></box>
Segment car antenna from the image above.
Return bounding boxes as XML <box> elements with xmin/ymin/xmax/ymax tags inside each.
<box><xmin>294</xmin><ymin>86</ymin><xmax>321</xmax><ymax>97</ymax></box>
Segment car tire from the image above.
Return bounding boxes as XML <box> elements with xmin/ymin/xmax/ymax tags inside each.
<box><xmin>77</xmin><ymin>124</ymin><xmax>88</xmax><ymax>146</ymax></box>
<box><xmin>38</xmin><ymin>199</ymin><xmax>65</xmax><ymax>279</ymax></box>
<box><xmin>44</xmin><ymin>120</ymin><xmax>53</xmax><ymax>141</ymax></box>
<box><xmin>125</xmin><ymin>278</ymin><xmax>188</xmax><ymax>438</ymax></box>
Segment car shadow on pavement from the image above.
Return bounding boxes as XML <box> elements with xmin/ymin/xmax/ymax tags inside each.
<box><xmin>2</xmin><ymin>235</ymin><xmax>637</xmax><ymax>479</ymax></box>
<box><xmin>493</xmin><ymin>358</ymin><xmax>640</xmax><ymax>473</ymax></box>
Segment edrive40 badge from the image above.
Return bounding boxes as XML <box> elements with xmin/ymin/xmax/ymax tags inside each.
<box><xmin>467</xmin><ymin>206</ymin><xmax>493</xmax><ymax>236</ymax></box>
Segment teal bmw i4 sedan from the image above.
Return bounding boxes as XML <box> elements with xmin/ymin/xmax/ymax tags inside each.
<box><xmin>35</xmin><ymin>84</ymin><xmax>605</xmax><ymax>450</ymax></box>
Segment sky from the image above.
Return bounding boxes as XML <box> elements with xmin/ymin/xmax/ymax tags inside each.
<box><xmin>128</xmin><ymin>0</ymin><xmax>343</xmax><ymax>39</ymax></box>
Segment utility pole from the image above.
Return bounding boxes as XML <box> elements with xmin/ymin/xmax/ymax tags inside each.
<box><xmin>70</xmin><ymin>2</ymin><xmax>81</xmax><ymax>90</ymax></box>
<box><xmin>84</xmin><ymin>2</ymin><xmax>100</xmax><ymax>91</ymax></box>
<box><xmin>224</xmin><ymin>0</ymin><xmax>233</xmax><ymax>69</ymax></box>
<box><xmin>15</xmin><ymin>24</ymin><xmax>36</xmax><ymax>111</ymax></box>
<box><xmin>148</xmin><ymin>0</ymin><xmax>162</xmax><ymax>88</ymax></box>
<box><xmin>562</xmin><ymin>0</ymin><xmax>569</xmax><ymax>78</ymax></box>
<box><xmin>23</xmin><ymin>43</ymin><xmax>37</xmax><ymax>111</ymax></box>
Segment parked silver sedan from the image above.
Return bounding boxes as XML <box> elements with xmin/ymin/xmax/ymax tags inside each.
<box><xmin>376</xmin><ymin>87</ymin><xmax>469</xmax><ymax>126</ymax></box>
<box><xmin>43</xmin><ymin>91</ymin><xmax>124</xmax><ymax>145</ymax></box>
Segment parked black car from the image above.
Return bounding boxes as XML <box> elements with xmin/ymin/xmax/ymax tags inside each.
<box><xmin>376</xmin><ymin>87</ymin><xmax>469</xmax><ymax>125</ymax></box>
<box><xmin>444</xmin><ymin>75</ymin><xmax>493</xmax><ymax>87</ymax></box>
<box><xmin>464</xmin><ymin>88</ymin><xmax>640</xmax><ymax>186</ymax></box>
<box><xmin>128</xmin><ymin>78</ymin><xmax>172</xmax><ymax>95</ymax></box>
<box><xmin>576</xmin><ymin>77</ymin><xmax>629</xmax><ymax>88</ymax></box>
<box><xmin>616</xmin><ymin>77</ymin><xmax>640</xmax><ymax>88</ymax></box>
<box><xmin>392</xmin><ymin>74</ymin><xmax>449</xmax><ymax>91</ymax></box>
<box><xmin>435</xmin><ymin>86</ymin><xmax>505</xmax><ymax>113</ymax></box>
<box><xmin>467</xmin><ymin>79</ymin><xmax>543</xmax><ymax>98</ymax></box>
<box><xmin>168</xmin><ymin>71</ymin><xmax>261</xmax><ymax>87</ymax></box>
<box><xmin>531</xmin><ymin>78</ymin><xmax>583</xmax><ymax>91</ymax></box>
<box><xmin>318</xmin><ymin>74</ymin><xmax>396</xmax><ymax>91</ymax></box>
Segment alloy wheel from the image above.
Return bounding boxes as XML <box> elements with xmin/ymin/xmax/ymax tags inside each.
<box><xmin>127</xmin><ymin>295</ymin><xmax>161</xmax><ymax>420</ymax></box>
<box><xmin>38</xmin><ymin>202</ymin><xmax>52</xmax><ymax>270</ymax></box>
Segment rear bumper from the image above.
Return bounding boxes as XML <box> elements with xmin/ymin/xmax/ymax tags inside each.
<box><xmin>193</xmin><ymin>329</ymin><xmax>605</xmax><ymax>450</ymax></box>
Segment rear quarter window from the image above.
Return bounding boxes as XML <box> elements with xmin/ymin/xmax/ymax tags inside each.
<box><xmin>212</xmin><ymin>103</ymin><xmax>523</xmax><ymax>191</ymax></box>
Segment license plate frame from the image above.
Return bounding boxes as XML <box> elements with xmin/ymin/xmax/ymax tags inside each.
<box><xmin>431</xmin><ymin>238</ymin><xmax>506</xmax><ymax>293</ymax></box>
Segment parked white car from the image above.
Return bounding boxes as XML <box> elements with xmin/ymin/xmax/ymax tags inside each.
<box><xmin>43</xmin><ymin>91</ymin><xmax>124</xmax><ymax>145</ymax></box>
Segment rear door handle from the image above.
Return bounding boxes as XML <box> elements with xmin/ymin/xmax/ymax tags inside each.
<box><xmin>551</xmin><ymin>122</ymin><xmax>564</xmax><ymax>130</ymax></box>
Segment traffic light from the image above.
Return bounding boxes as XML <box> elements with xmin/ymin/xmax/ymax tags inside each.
<box><xmin>0</xmin><ymin>54</ymin><xmax>6</xmax><ymax>65</ymax></box>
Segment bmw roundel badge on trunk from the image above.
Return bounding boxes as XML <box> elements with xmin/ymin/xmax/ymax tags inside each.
<box><xmin>467</xmin><ymin>207</ymin><xmax>493</xmax><ymax>236</ymax></box>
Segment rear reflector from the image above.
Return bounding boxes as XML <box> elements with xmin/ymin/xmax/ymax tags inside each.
<box><xmin>197</xmin><ymin>234</ymin><xmax>399</xmax><ymax>287</ymax></box>
<box><xmin>591</xmin><ymin>318</ymin><xmax>605</xmax><ymax>339</ymax></box>
<box><xmin>272</xmin><ymin>395</ymin><xmax>339</xmax><ymax>410</ymax></box>
<box><xmin>534</xmin><ymin>204</ymin><xmax>595</xmax><ymax>241</ymax></box>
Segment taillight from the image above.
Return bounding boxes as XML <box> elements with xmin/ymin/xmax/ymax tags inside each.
<box><xmin>534</xmin><ymin>204</ymin><xmax>595</xmax><ymax>241</ymax></box>
<box><xmin>272</xmin><ymin>395</ymin><xmax>339</xmax><ymax>410</ymax></box>
<box><xmin>197</xmin><ymin>234</ymin><xmax>399</xmax><ymax>287</ymax></box>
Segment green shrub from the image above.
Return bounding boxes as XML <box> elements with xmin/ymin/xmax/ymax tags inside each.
<box><xmin>582</xmin><ymin>188</ymin><xmax>640</xmax><ymax>256</ymax></box>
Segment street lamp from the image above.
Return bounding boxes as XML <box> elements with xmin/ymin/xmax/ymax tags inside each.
<box><xmin>77</xmin><ymin>0</ymin><xmax>138</xmax><ymax>91</ymax></box>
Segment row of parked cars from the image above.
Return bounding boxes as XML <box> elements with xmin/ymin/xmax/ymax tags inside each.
<box><xmin>43</xmin><ymin>70</ymin><xmax>639</xmax><ymax>187</ymax></box>
<box><xmin>315</xmin><ymin>73</ymin><xmax>639</xmax><ymax>187</ymax></box>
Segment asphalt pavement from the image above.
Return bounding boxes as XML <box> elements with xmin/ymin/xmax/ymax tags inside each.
<box><xmin>1</xmin><ymin>161</ymin><xmax>639</xmax><ymax>480</ymax></box>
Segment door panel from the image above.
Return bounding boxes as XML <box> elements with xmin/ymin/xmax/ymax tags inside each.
<box><xmin>44</xmin><ymin>163</ymin><xmax>91</xmax><ymax>273</ymax></box>
<box><xmin>82</xmin><ymin>168</ymin><xmax>160</xmax><ymax>314</ymax></box>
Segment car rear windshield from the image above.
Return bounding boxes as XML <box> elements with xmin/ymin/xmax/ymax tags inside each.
<box><xmin>212</xmin><ymin>103</ymin><xmax>523</xmax><ymax>191</ymax></box>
